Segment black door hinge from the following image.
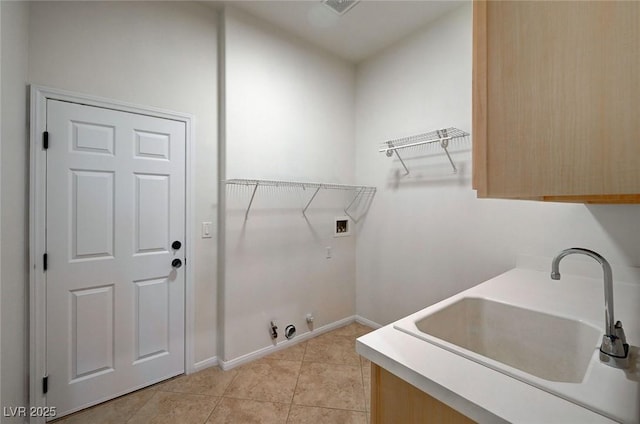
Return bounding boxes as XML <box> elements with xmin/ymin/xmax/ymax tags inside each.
<box><xmin>43</xmin><ymin>375</ymin><xmax>49</xmax><ymax>394</ymax></box>
<box><xmin>43</xmin><ymin>253</ymin><xmax>48</xmax><ymax>271</ymax></box>
<box><xmin>43</xmin><ymin>131</ymin><xmax>49</xmax><ymax>150</ymax></box>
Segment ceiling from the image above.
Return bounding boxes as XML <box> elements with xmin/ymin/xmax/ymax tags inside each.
<box><xmin>213</xmin><ymin>1</ymin><xmax>466</xmax><ymax>63</ymax></box>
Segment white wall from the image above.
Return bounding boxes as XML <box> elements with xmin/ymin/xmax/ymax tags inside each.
<box><xmin>1</xmin><ymin>1</ymin><xmax>30</xmax><ymax>420</ymax></box>
<box><xmin>355</xmin><ymin>3</ymin><xmax>640</xmax><ymax>326</ymax></box>
<box><xmin>28</xmin><ymin>0</ymin><xmax>219</xmax><ymax>366</ymax></box>
<box><xmin>0</xmin><ymin>3</ymin><xmax>219</xmax><ymax>411</ymax></box>
<box><xmin>223</xmin><ymin>7</ymin><xmax>357</xmax><ymax>361</ymax></box>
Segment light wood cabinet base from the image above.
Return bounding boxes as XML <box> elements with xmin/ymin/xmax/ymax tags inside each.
<box><xmin>370</xmin><ymin>364</ymin><xmax>476</xmax><ymax>424</ymax></box>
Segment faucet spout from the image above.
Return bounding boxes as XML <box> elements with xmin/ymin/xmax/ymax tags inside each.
<box><xmin>550</xmin><ymin>248</ymin><xmax>629</xmax><ymax>368</ymax></box>
<box><xmin>551</xmin><ymin>248</ymin><xmax>615</xmax><ymax>336</ymax></box>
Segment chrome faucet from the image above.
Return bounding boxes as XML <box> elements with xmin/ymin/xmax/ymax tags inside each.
<box><xmin>551</xmin><ymin>248</ymin><xmax>629</xmax><ymax>369</ymax></box>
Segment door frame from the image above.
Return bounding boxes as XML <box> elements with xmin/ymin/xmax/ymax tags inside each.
<box><xmin>29</xmin><ymin>85</ymin><xmax>196</xmax><ymax>423</ymax></box>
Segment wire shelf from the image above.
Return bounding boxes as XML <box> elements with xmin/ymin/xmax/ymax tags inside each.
<box><xmin>226</xmin><ymin>179</ymin><xmax>375</xmax><ymax>192</ymax></box>
<box><xmin>379</xmin><ymin>127</ymin><xmax>470</xmax><ymax>174</ymax></box>
<box><xmin>225</xmin><ymin>179</ymin><xmax>376</xmax><ymax>220</ymax></box>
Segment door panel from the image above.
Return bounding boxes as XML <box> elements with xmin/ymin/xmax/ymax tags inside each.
<box><xmin>46</xmin><ymin>99</ymin><xmax>186</xmax><ymax>418</ymax></box>
<box><xmin>70</xmin><ymin>285</ymin><xmax>115</xmax><ymax>381</ymax></box>
<box><xmin>134</xmin><ymin>277</ymin><xmax>170</xmax><ymax>362</ymax></box>
<box><xmin>71</xmin><ymin>121</ymin><xmax>115</xmax><ymax>155</ymax></box>
<box><xmin>135</xmin><ymin>174</ymin><xmax>170</xmax><ymax>253</ymax></box>
<box><xmin>135</xmin><ymin>130</ymin><xmax>170</xmax><ymax>160</ymax></box>
<box><xmin>70</xmin><ymin>170</ymin><xmax>115</xmax><ymax>260</ymax></box>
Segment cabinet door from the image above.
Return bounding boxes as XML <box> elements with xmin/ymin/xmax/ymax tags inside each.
<box><xmin>473</xmin><ymin>1</ymin><xmax>640</xmax><ymax>202</ymax></box>
<box><xmin>371</xmin><ymin>364</ymin><xmax>476</xmax><ymax>424</ymax></box>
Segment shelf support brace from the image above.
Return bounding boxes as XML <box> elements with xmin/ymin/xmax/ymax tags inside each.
<box><xmin>344</xmin><ymin>187</ymin><xmax>365</xmax><ymax>222</ymax></box>
<box><xmin>394</xmin><ymin>150</ymin><xmax>410</xmax><ymax>175</ymax></box>
<box><xmin>386</xmin><ymin>142</ymin><xmax>409</xmax><ymax>175</ymax></box>
<box><xmin>440</xmin><ymin>141</ymin><xmax>457</xmax><ymax>173</ymax></box>
<box><xmin>245</xmin><ymin>182</ymin><xmax>259</xmax><ymax>220</ymax></box>
<box><xmin>437</xmin><ymin>129</ymin><xmax>457</xmax><ymax>173</ymax></box>
<box><xmin>302</xmin><ymin>186</ymin><xmax>321</xmax><ymax>217</ymax></box>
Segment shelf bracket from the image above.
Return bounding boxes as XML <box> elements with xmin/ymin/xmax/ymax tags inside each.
<box><xmin>245</xmin><ymin>182</ymin><xmax>259</xmax><ymax>220</ymax></box>
<box><xmin>302</xmin><ymin>186</ymin><xmax>321</xmax><ymax>217</ymax></box>
<box><xmin>394</xmin><ymin>150</ymin><xmax>410</xmax><ymax>175</ymax></box>
<box><xmin>437</xmin><ymin>129</ymin><xmax>457</xmax><ymax>173</ymax></box>
<box><xmin>344</xmin><ymin>187</ymin><xmax>365</xmax><ymax>222</ymax></box>
<box><xmin>441</xmin><ymin>141</ymin><xmax>457</xmax><ymax>173</ymax></box>
<box><xmin>386</xmin><ymin>143</ymin><xmax>409</xmax><ymax>175</ymax></box>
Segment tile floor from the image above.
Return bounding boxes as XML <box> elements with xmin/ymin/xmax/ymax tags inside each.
<box><xmin>54</xmin><ymin>322</ymin><xmax>373</xmax><ymax>424</ymax></box>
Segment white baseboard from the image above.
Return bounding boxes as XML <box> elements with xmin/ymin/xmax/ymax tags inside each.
<box><xmin>218</xmin><ymin>315</ymin><xmax>357</xmax><ymax>371</ymax></box>
<box><xmin>191</xmin><ymin>356</ymin><xmax>219</xmax><ymax>374</ymax></box>
<box><xmin>355</xmin><ymin>315</ymin><xmax>383</xmax><ymax>329</ymax></box>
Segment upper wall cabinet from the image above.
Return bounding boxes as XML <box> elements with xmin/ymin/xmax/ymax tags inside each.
<box><xmin>472</xmin><ymin>1</ymin><xmax>640</xmax><ymax>203</ymax></box>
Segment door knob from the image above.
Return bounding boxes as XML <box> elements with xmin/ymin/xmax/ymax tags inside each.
<box><xmin>172</xmin><ymin>240</ymin><xmax>182</xmax><ymax>250</ymax></box>
<box><xmin>172</xmin><ymin>259</ymin><xmax>182</xmax><ymax>269</ymax></box>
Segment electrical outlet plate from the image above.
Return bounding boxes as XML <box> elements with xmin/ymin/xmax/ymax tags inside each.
<box><xmin>334</xmin><ymin>216</ymin><xmax>351</xmax><ymax>237</ymax></box>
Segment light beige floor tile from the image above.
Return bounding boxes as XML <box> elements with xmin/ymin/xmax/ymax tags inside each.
<box><xmin>287</xmin><ymin>405</ymin><xmax>367</xmax><ymax>424</ymax></box>
<box><xmin>360</xmin><ymin>356</ymin><xmax>371</xmax><ymax>374</ymax></box>
<box><xmin>363</xmin><ymin>373</ymin><xmax>371</xmax><ymax>412</ymax></box>
<box><xmin>360</xmin><ymin>356</ymin><xmax>372</xmax><ymax>412</ymax></box>
<box><xmin>304</xmin><ymin>334</ymin><xmax>360</xmax><ymax>366</ymax></box>
<box><xmin>353</xmin><ymin>323</ymin><xmax>374</xmax><ymax>338</ymax></box>
<box><xmin>361</xmin><ymin>356</ymin><xmax>371</xmax><ymax>412</ymax></box>
<box><xmin>265</xmin><ymin>341</ymin><xmax>307</xmax><ymax>361</ymax></box>
<box><xmin>155</xmin><ymin>367</ymin><xmax>237</xmax><ymax>397</ymax></box>
<box><xmin>329</xmin><ymin>323</ymin><xmax>373</xmax><ymax>339</ymax></box>
<box><xmin>207</xmin><ymin>398</ymin><xmax>289</xmax><ymax>424</ymax></box>
<box><xmin>54</xmin><ymin>387</ymin><xmax>155</xmax><ymax>424</ymax></box>
<box><xmin>293</xmin><ymin>362</ymin><xmax>365</xmax><ymax>411</ymax></box>
<box><xmin>53</xmin><ymin>326</ymin><xmax>378</xmax><ymax>424</ymax></box>
<box><xmin>224</xmin><ymin>359</ymin><xmax>301</xmax><ymax>403</ymax></box>
<box><xmin>327</xmin><ymin>324</ymin><xmax>360</xmax><ymax>338</ymax></box>
<box><xmin>127</xmin><ymin>391</ymin><xmax>219</xmax><ymax>424</ymax></box>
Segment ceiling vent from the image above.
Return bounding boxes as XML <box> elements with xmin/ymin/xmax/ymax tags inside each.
<box><xmin>322</xmin><ymin>0</ymin><xmax>360</xmax><ymax>16</ymax></box>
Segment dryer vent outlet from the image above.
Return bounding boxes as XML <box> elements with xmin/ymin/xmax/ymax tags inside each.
<box><xmin>284</xmin><ymin>324</ymin><xmax>296</xmax><ymax>340</ymax></box>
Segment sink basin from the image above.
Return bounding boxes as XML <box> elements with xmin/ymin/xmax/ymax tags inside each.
<box><xmin>395</xmin><ymin>297</ymin><xmax>602</xmax><ymax>384</ymax></box>
<box><xmin>384</xmin><ymin>269</ymin><xmax>640</xmax><ymax>424</ymax></box>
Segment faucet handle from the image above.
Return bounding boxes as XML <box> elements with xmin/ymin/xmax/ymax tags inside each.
<box><xmin>614</xmin><ymin>321</ymin><xmax>627</xmax><ymax>345</ymax></box>
<box><xmin>600</xmin><ymin>332</ymin><xmax>630</xmax><ymax>369</ymax></box>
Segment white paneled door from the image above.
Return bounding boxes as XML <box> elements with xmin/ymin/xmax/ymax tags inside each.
<box><xmin>45</xmin><ymin>100</ymin><xmax>185</xmax><ymax>418</ymax></box>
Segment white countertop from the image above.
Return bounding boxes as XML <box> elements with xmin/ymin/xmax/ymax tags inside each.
<box><xmin>356</xmin><ymin>261</ymin><xmax>640</xmax><ymax>424</ymax></box>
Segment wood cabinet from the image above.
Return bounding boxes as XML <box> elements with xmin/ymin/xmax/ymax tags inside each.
<box><xmin>370</xmin><ymin>364</ymin><xmax>475</xmax><ymax>424</ymax></box>
<box><xmin>472</xmin><ymin>1</ymin><xmax>640</xmax><ymax>203</ymax></box>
